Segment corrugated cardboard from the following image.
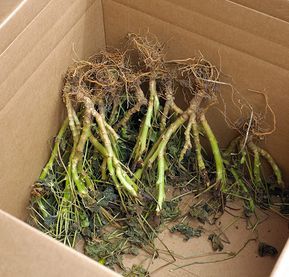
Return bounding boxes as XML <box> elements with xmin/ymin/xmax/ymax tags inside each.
<box><xmin>0</xmin><ymin>1</ymin><xmax>288</xmax><ymax>276</ymax></box>
<box><xmin>0</xmin><ymin>209</ymin><xmax>119</xmax><ymax>277</ymax></box>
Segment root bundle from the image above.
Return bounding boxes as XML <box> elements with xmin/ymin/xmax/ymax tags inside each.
<box><xmin>29</xmin><ymin>33</ymin><xmax>286</xmax><ymax>273</ymax></box>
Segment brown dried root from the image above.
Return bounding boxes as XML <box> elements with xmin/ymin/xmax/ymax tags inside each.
<box><xmin>127</xmin><ymin>33</ymin><xmax>167</xmax><ymax>169</ymax></box>
<box><xmin>115</xmin><ymin>84</ymin><xmax>147</xmax><ymax>130</ymax></box>
<box><xmin>127</xmin><ymin>32</ymin><xmax>165</xmax><ymax>71</ymax></box>
<box><xmin>167</xmin><ymin>57</ymin><xmax>219</xmax><ymax>185</ymax></box>
<box><xmin>227</xmin><ymin>89</ymin><xmax>282</xmax><ymax>188</ymax></box>
<box><xmin>247</xmin><ymin>89</ymin><xmax>276</xmax><ymax>137</ymax></box>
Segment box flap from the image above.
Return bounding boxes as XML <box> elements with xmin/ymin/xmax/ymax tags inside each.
<box><xmin>0</xmin><ymin>210</ymin><xmax>119</xmax><ymax>277</ymax></box>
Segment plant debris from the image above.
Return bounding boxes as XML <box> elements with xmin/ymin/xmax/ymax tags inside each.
<box><xmin>28</xmin><ymin>33</ymin><xmax>288</xmax><ymax>274</ymax></box>
<box><xmin>170</xmin><ymin>223</ymin><xmax>203</xmax><ymax>241</ymax></box>
<box><xmin>161</xmin><ymin>200</ymin><xmax>180</xmax><ymax>221</ymax></box>
<box><xmin>208</xmin><ymin>233</ymin><xmax>224</xmax><ymax>252</ymax></box>
<box><xmin>258</xmin><ymin>242</ymin><xmax>278</xmax><ymax>257</ymax></box>
<box><xmin>190</xmin><ymin>204</ymin><xmax>210</xmax><ymax>224</ymax></box>
<box><xmin>123</xmin><ymin>264</ymin><xmax>150</xmax><ymax>277</ymax></box>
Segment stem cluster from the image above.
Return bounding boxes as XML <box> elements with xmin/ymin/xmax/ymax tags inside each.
<box><xmin>30</xmin><ymin>33</ymin><xmax>285</xmax><ymax>250</ymax></box>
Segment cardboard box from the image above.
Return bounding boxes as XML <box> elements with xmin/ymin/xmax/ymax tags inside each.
<box><xmin>0</xmin><ymin>1</ymin><xmax>288</xmax><ymax>276</ymax></box>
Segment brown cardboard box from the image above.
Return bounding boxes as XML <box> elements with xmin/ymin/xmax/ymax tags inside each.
<box><xmin>0</xmin><ymin>1</ymin><xmax>288</xmax><ymax>276</ymax></box>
